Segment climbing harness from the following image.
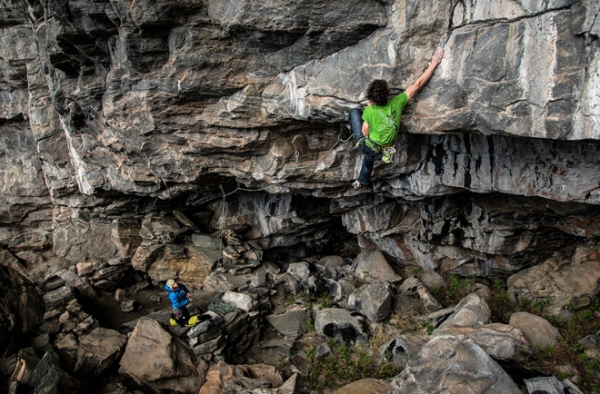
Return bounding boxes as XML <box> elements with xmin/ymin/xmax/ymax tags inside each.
<box><xmin>355</xmin><ymin>137</ymin><xmax>396</xmax><ymax>163</ymax></box>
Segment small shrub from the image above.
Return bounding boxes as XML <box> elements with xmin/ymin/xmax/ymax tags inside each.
<box><xmin>318</xmin><ymin>294</ymin><xmax>333</xmax><ymax>309</ymax></box>
<box><xmin>421</xmin><ymin>321</ymin><xmax>434</xmax><ymax>335</ymax></box>
<box><xmin>431</xmin><ymin>275</ymin><xmax>476</xmax><ymax>307</ymax></box>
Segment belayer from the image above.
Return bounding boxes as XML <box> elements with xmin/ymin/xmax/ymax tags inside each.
<box><xmin>350</xmin><ymin>48</ymin><xmax>444</xmax><ymax>189</ymax></box>
<box><xmin>164</xmin><ymin>279</ymin><xmax>197</xmax><ymax>327</ymax></box>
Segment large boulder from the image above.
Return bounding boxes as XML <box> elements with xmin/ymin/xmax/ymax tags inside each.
<box><xmin>74</xmin><ymin>328</ymin><xmax>127</xmax><ymax>376</ymax></box>
<box><xmin>433</xmin><ymin>323</ymin><xmax>532</xmax><ymax>361</ymax></box>
<box><xmin>508</xmin><ymin>250</ymin><xmax>600</xmax><ymax>315</ymax></box>
<box><xmin>198</xmin><ymin>361</ymin><xmax>295</xmax><ymax>394</ymax></box>
<box><xmin>389</xmin><ymin>335</ymin><xmax>522</xmax><ymax>394</ymax></box>
<box><xmin>509</xmin><ymin>312</ymin><xmax>560</xmax><ymax>349</ymax></box>
<box><xmin>436</xmin><ymin>293</ymin><xmax>491</xmax><ymax>330</ymax></box>
<box><xmin>266</xmin><ymin>305</ymin><xmax>310</xmax><ymax>339</ymax></box>
<box><xmin>315</xmin><ymin>308</ymin><xmax>368</xmax><ymax>345</ymax></box>
<box><xmin>354</xmin><ymin>250</ymin><xmax>402</xmax><ymax>283</ymax></box>
<box><xmin>347</xmin><ymin>282</ymin><xmax>393</xmax><ymax>322</ymax></box>
<box><xmin>118</xmin><ymin>319</ymin><xmax>207</xmax><ymax>393</ymax></box>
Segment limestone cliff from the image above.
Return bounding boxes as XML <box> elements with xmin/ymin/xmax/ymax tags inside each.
<box><xmin>1</xmin><ymin>0</ymin><xmax>600</xmax><ymax>277</ymax></box>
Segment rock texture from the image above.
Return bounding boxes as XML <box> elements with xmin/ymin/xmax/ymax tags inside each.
<box><xmin>388</xmin><ymin>335</ymin><xmax>522</xmax><ymax>394</ymax></box>
<box><xmin>0</xmin><ymin>0</ymin><xmax>598</xmax><ymax>277</ymax></box>
<box><xmin>1</xmin><ymin>1</ymin><xmax>600</xmax><ymax>391</ymax></box>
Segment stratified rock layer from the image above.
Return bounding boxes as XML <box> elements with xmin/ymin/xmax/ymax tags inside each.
<box><xmin>0</xmin><ymin>1</ymin><xmax>599</xmax><ymax>284</ymax></box>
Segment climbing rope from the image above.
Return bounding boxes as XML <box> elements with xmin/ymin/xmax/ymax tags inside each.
<box><xmin>208</xmin><ymin>293</ymin><xmax>237</xmax><ymax>315</ymax></box>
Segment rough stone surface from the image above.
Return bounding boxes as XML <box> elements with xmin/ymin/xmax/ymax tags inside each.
<box><xmin>354</xmin><ymin>250</ymin><xmax>402</xmax><ymax>283</ymax></box>
<box><xmin>508</xmin><ymin>254</ymin><xmax>600</xmax><ymax>315</ymax></box>
<box><xmin>332</xmin><ymin>378</ymin><xmax>392</xmax><ymax>394</ymax></box>
<box><xmin>0</xmin><ymin>265</ymin><xmax>44</xmax><ymax>356</ymax></box>
<box><xmin>437</xmin><ymin>293</ymin><xmax>491</xmax><ymax>330</ymax></box>
<box><xmin>509</xmin><ymin>312</ymin><xmax>560</xmax><ymax>349</ymax></box>
<box><xmin>434</xmin><ymin>323</ymin><xmax>532</xmax><ymax>361</ymax></box>
<box><xmin>266</xmin><ymin>306</ymin><xmax>309</xmax><ymax>339</ymax></box>
<box><xmin>315</xmin><ymin>308</ymin><xmax>368</xmax><ymax>345</ymax></box>
<box><xmin>119</xmin><ymin>319</ymin><xmax>206</xmax><ymax>393</ymax></box>
<box><xmin>347</xmin><ymin>282</ymin><xmax>393</xmax><ymax>322</ymax></box>
<box><xmin>389</xmin><ymin>335</ymin><xmax>522</xmax><ymax>394</ymax></box>
<box><xmin>74</xmin><ymin>328</ymin><xmax>127</xmax><ymax>377</ymax></box>
<box><xmin>0</xmin><ymin>0</ymin><xmax>598</xmax><ymax>309</ymax></box>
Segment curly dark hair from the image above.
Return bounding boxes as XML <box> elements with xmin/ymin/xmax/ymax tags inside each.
<box><xmin>366</xmin><ymin>79</ymin><xmax>391</xmax><ymax>106</ymax></box>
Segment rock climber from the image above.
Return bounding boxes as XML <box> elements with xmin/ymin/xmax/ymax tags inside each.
<box><xmin>164</xmin><ymin>279</ymin><xmax>192</xmax><ymax>325</ymax></box>
<box><xmin>350</xmin><ymin>48</ymin><xmax>444</xmax><ymax>189</ymax></box>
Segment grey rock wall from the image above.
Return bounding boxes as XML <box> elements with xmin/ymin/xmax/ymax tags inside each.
<box><xmin>0</xmin><ymin>0</ymin><xmax>599</xmax><ymax>272</ymax></box>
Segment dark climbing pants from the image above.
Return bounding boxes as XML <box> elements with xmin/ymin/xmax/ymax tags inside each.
<box><xmin>349</xmin><ymin>108</ymin><xmax>382</xmax><ymax>185</ymax></box>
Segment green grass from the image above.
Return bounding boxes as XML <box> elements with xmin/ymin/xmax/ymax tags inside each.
<box><xmin>431</xmin><ymin>275</ymin><xmax>476</xmax><ymax>307</ymax></box>
<box><xmin>301</xmin><ymin>341</ymin><xmax>402</xmax><ymax>390</ymax></box>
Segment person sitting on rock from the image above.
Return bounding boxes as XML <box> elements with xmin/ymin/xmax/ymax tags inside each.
<box><xmin>164</xmin><ymin>279</ymin><xmax>192</xmax><ymax>325</ymax></box>
<box><xmin>350</xmin><ymin>48</ymin><xmax>444</xmax><ymax>189</ymax></box>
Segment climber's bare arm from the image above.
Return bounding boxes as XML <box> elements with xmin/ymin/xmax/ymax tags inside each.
<box><xmin>405</xmin><ymin>49</ymin><xmax>444</xmax><ymax>100</ymax></box>
<box><xmin>362</xmin><ymin>122</ymin><xmax>370</xmax><ymax>138</ymax></box>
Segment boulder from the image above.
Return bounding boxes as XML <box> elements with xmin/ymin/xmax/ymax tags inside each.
<box><xmin>436</xmin><ymin>293</ymin><xmax>491</xmax><ymax>330</ymax></box>
<box><xmin>28</xmin><ymin>352</ymin><xmax>59</xmax><ymax>394</ymax></box>
<box><xmin>287</xmin><ymin>262</ymin><xmax>311</xmax><ymax>282</ymax></box>
<box><xmin>318</xmin><ymin>255</ymin><xmax>344</xmax><ymax>268</ymax></box>
<box><xmin>42</xmin><ymin>286</ymin><xmax>76</xmax><ymax>310</ymax></box>
<box><xmin>315</xmin><ymin>308</ymin><xmax>368</xmax><ymax>345</ymax></box>
<box><xmin>347</xmin><ymin>282</ymin><xmax>393</xmax><ymax>322</ymax></box>
<box><xmin>507</xmin><ymin>256</ymin><xmax>600</xmax><ymax>315</ymax></box>
<box><xmin>524</xmin><ymin>376</ymin><xmax>585</xmax><ymax>394</ymax></box>
<box><xmin>119</xmin><ymin>319</ymin><xmax>206</xmax><ymax>393</ymax></box>
<box><xmin>222</xmin><ymin>291</ymin><xmax>256</xmax><ymax>312</ymax></box>
<box><xmin>192</xmin><ymin>234</ymin><xmax>223</xmax><ymax>249</ymax></box>
<box><xmin>74</xmin><ymin>328</ymin><xmax>127</xmax><ymax>377</ymax></box>
<box><xmin>509</xmin><ymin>312</ymin><xmax>560</xmax><ymax>349</ymax></box>
<box><xmin>54</xmin><ymin>333</ymin><xmax>78</xmax><ymax>368</ymax></box>
<box><xmin>198</xmin><ymin>361</ymin><xmax>293</xmax><ymax>394</ymax></box>
<box><xmin>389</xmin><ymin>335</ymin><xmax>521</xmax><ymax>394</ymax></box>
<box><xmin>433</xmin><ymin>323</ymin><xmax>532</xmax><ymax>361</ymax></box>
<box><xmin>354</xmin><ymin>250</ymin><xmax>402</xmax><ymax>283</ymax></box>
<box><xmin>399</xmin><ymin>276</ymin><xmax>442</xmax><ymax>312</ymax></box>
<box><xmin>379</xmin><ymin>337</ymin><xmax>425</xmax><ymax>368</ymax></box>
<box><xmin>266</xmin><ymin>305</ymin><xmax>310</xmax><ymax>339</ymax></box>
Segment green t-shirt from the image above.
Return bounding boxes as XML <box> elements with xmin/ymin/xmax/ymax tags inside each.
<box><xmin>362</xmin><ymin>92</ymin><xmax>409</xmax><ymax>147</ymax></box>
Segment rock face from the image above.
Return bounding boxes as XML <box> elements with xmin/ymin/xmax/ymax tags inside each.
<box><xmin>1</xmin><ymin>1</ymin><xmax>600</xmax><ymax>390</ymax></box>
<box><xmin>389</xmin><ymin>335</ymin><xmax>522</xmax><ymax>394</ymax></box>
<box><xmin>0</xmin><ymin>265</ymin><xmax>44</xmax><ymax>356</ymax></box>
<box><xmin>0</xmin><ymin>0</ymin><xmax>598</xmax><ymax>278</ymax></box>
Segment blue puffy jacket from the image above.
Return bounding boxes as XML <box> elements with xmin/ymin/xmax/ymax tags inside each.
<box><xmin>164</xmin><ymin>282</ymin><xmax>190</xmax><ymax>309</ymax></box>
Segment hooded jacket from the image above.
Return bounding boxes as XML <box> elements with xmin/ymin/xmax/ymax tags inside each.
<box><xmin>164</xmin><ymin>282</ymin><xmax>190</xmax><ymax>309</ymax></box>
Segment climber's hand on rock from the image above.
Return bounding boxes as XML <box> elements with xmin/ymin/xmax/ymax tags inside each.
<box><xmin>431</xmin><ymin>49</ymin><xmax>444</xmax><ymax>67</ymax></box>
